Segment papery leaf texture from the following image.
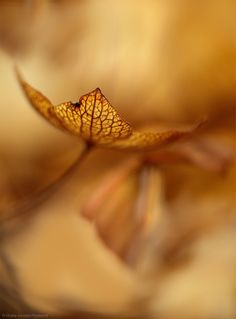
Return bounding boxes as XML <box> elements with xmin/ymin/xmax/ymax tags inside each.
<box><xmin>17</xmin><ymin>70</ymin><xmax>197</xmax><ymax>151</ymax></box>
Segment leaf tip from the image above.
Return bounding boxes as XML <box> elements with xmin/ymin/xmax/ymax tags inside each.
<box><xmin>14</xmin><ymin>64</ymin><xmax>23</xmax><ymax>83</ymax></box>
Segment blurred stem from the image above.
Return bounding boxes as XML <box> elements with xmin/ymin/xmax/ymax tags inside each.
<box><xmin>82</xmin><ymin>157</ymin><xmax>141</xmax><ymax>220</ymax></box>
<box><xmin>124</xmin><ymin>166</ymin><xmax>163</xmax><ymax>265</ymax></box>
<box><xmin>1</xmin><ymin>142</ymin><xmax>92</xmax><ymax>223</ymax></box>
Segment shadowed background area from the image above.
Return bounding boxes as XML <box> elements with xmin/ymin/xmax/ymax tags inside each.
<box><xmin>0</xmin><ymin>0</ymin><xmax>235</xmax><ymax>318</ymax></box>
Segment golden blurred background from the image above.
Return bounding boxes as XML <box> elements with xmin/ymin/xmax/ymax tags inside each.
<box><xmin>0</xmin><ymin>0</ymin><xmax>235</xmax><ymax>318</ymax></box>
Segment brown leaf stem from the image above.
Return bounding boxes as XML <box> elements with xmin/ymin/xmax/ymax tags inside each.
<box><xmin>0</xmin><ymin>143</ymin><xmax>91</xmax><ymax>224</ymax></box>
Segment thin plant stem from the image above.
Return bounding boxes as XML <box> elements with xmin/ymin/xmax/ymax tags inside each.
<box><xmin>1</xmin><ymin>142</ymin><xmax>92</xmax><ymax>224</ymax></box>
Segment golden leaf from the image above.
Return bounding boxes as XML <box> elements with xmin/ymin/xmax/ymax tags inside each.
<box><xmin>110</xmin><ymin>130</ymin><xmax>190</xmax><ymax>151</ymax></box>
<box><xmin>54</xmin><ymin>88</ymin><xmax>132</xmax><ymax>144</ymax></box>
<box><xmin>17</xmin><ymin>70</ymin><xmax>199</xmax><ymax>151</ymax></box>
<box><xmin>16</xmin><ymin>69</ymin><xmax>62</xmax><ymax>130</ymax></box>
<box><xmin>16</xmin><ymin>70</ymin><xmax>132</xmax><ymax>144</ymax></box>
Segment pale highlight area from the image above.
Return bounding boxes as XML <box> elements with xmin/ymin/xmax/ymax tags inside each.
<box><xmin>3</xmin><ymin>204</ymin><xmax>140</xmax><ymax>314</ymax></box>
<box><xmin>149</xmin><ymin>227</ymin><xmax>236</xmax><ymax>319</ymax></box>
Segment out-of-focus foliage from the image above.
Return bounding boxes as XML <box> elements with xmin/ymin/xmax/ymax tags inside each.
<box><xmin>0</xmin><ymin>1</ymin><xmax>235</xmax><ymax>318</ymax></box>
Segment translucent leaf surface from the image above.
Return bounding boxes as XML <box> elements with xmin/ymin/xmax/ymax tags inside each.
<box><xmin>54</xmin><ymin>88</ymin><xmax>132</xmax><ymax>144</ymax></box>
<box><xmin>17</xmin><ymin>70</ymin><xmax>198</xmax><ymax>151</ymax></box>
<box><xmin>109</xmin><ymin>130</ymin><xmax>191</xmax><ymax>151</ymax></box>
<box><xmin>16</xmin><ymin>69</ymin><xmax>62</xmax><ymax>129</ymax></box>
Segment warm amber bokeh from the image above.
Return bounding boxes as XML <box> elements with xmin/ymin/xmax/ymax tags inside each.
<box><xmin>0</xmin><ymin>1</ymin><xmax>235</xmax><ymax>318</ymax></box>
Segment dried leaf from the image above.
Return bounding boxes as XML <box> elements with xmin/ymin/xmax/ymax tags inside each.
<box><xmin>17</xmin><ymin>69</ymin><xmax>199</xmax><ymax>151</ymax></box>
<box><xmin>110</xmin><ymin>130</ymin><xmax>190</xmax><ymax>151</ymax></box>
<box><xmin>54</xmin><ymin>88</ymin><xmax>132</xmax><ymax>144</ymax></box>
<box><xmin>16</xmin><ymin>69</ymin><xmax>62</xmax><ymax>129</ymax></box>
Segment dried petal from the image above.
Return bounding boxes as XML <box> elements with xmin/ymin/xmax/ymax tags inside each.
<box><xmin>108</xmin><ymin>130</ymin><xmax>192</xmax><ymax>151</ymax></box>
<box><xmin>16</xmin><ymin>68</ymin><xmax>62</xmax><ymax>129</ymax></box>
<box><xmin>17</xmin><ymin>69</ymin><xmax>199</xmax><ymax>151</ymax></box>
<box><xmin>54</xmin><ymin>88</ymin><xmax>132</xmax><ymax>144</ymax></box>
